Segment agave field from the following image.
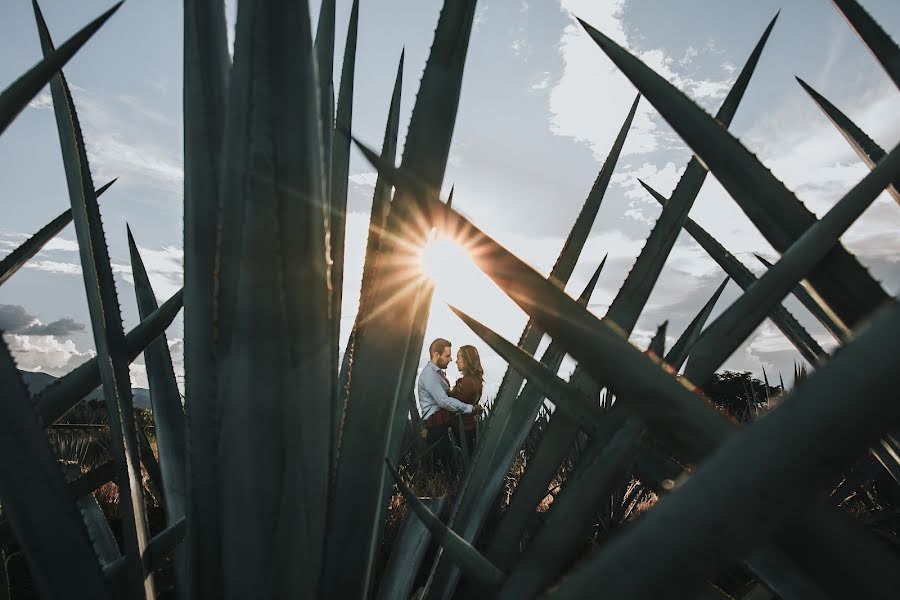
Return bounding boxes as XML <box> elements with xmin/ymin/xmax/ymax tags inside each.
<box><xmin>1</xmin><ymin>0</ymin><xmax>899</xmax><ymax>598</ymax></box>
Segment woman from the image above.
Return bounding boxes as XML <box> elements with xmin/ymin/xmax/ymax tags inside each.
<box><xmin>449</xmin><ymin>345</ymin><xmax>484</xmax><ymax>451</ymax></box>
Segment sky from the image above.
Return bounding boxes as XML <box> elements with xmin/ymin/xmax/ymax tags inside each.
<box><xmin>0</xmin><ymin>0</ymin><xmax>898</xmax><ymax>403</ymax></box>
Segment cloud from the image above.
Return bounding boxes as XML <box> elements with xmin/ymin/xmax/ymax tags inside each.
<box><xmin>548</xmin><ymin>0</ymin><xmax>735</xmax><ymax>161</ymax></box>
<box><xmin>4</xmin><ymin>333</ymin><xmax>95</xmax><ymax>377</ymax></box>
<box><xmin>0</xmin><ymin>305</ymin><xmax>86</xmax><ymax>337</ymax></box>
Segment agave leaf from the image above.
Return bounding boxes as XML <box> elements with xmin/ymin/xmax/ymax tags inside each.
<box><xmin>0</xmin><ymin>179</ymin><xmax>115</xmax><ymax>287</ymax></box>
<box><xmin>315</xmin><ymin>0</ymin><xmax>336</xmax><ymax>205</ymax></box>
<box><xmin>68</xmin><ymin>460</ymin><xmax>116</xmax><ymax>499</ymax></box>
<box><xmin>497</xmin><ymin>419</ymin><xmax>643</xmax><ymax>599</ymax></box>
<box><xmin>604</xmin><ymin>13</ymin><xmax>776</xmax><ymax>334</ymax></box>
<box><xmin>640</xmin><ymin>180</ymin><xmax>830</xmax><ymax>367</ymax></box>
<box><xmin>578</xmin><ymin>17</ymin><xmax>889</xmax><ymax>329</ymax></box>
<box><xmin>449</xmin><ymin>305</ymin><xmax>605</xmax><ymax>429</ymax></box>
<box><xmin>431</xmin><ymin>260</ymin><xmax>606</xmax><ymax>595</ymax></box>
<box><xmin>647</xmin><ymin>321</ymin><xmax>667</xmax><ymax>356</ymax></box>
<box><xmin>35</xmin><ymin>288</ymin><xmax>183</xmax><ymax>426</ymax></box>
<box><xmin>104</xmin><ymin>516</ymin><xmax>188</xmax><ymax>595</ymax></box>
<box><xmin>754</xmin><ymin>253</ymin><xmax>848</xmax><ymax>344</ymax></box>
<box><xmin>182</xmin><ymin>0</ymin><xmax>229</xmax><ymax>591</ymax></box>
<box><xmin>126</xmin><ymin>228</ymin><xmax>188</xmax><ymax>592</ymax></box>
<box><xmin>376</xmin><ymin>496</ymin><xmax>447</xmax><ymax>600</ymax></box>
<box><xmin>683</xmin><ymin>142</ymin><xmax>900</xmax><ymax>387</ymax></box>
<box><xmin>796</xmin><ymin>77</ymin><xmax>899</xmax><ymax>206</ymax></box>
<box><xmin>664</xmin><ymin>277</ymin><xmax>729</xmax><ymax>371</ymax></box>
<box><xmin>428</xmin><ymin>99</ymin><xmax>637</xmax><ymax>600</ymax></box>
<box><xmin>328</xmin><ymin>0</ymin><xmax>360</xmax><ymax>377</ymax></box>
<box><xmin>546</xmin><ymin>304</ymin><xmax>900</xmax><ymax>600</ymax></box>
<box><xmin>386</xmin><ymin>461</ymin><xmax>505</xmax><ymax>587</ymax></box>
<box><xmin>0</xmin><ymin>340</ymin><xmax>110</xmax><ymax>599</ymax></box>
<box><xmin>33</xmin><ymin>2</ymin><xmax>153</xmax><ymax>595</ymax></box>
<box><xmin>323</xmin><ymin>3</ymin><xmax>478</xmax><ymax>596</ymax></box>
<box><xmin>831</xmin><ymin>0</ymin><xmax>900</xmax><ymax>90</ymax></box>
<box><xmin>337</xmin><ymin>51</ymin><xmax>405</xmax><ymax>427</ymax></box>
<box><xmin>214</xmin><ymin>0</ymin><xmax>330</xmax><ymax>596</ymax></box>
<box><xmin>356</xmin><ymin>140</ymin><xmax>900</xmax><ymax>597</ymax></box>
<box><xmin>484</xmin><ymin>396</ymin><xmax>628</xmax><ymax>572</ymax></box>
<box><xmin>488</xmin><ymin>96</ymin><xmax>638</xmax><ymax>448</ymax></box>
<box><xmin>0</xmin><ymin>2</ymin><xmax>121</xmax><ymax>136</ymax></box>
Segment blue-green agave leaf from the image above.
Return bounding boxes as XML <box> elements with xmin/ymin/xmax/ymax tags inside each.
<box><xmin>831</xmin><ymin>0</ymin><xmax>900</xmax><ymax>90</ymax></box>
<box><xmin>754</xmin><ymin>252</ymin><xmax>848</xmax><ymax>344</ymax></box>
<box><xmin>647</xmin><ymin>321</ymin><xmax>668</xmax><ymax>356</ymax></box>
<box><xmin>0</xmin><ymin>2</ymin><xmax>121</xmax><ymax>136</ymax></box>
<box><xmin>796</xmin><ymin>77</ymin><xmax>899</xmax><ymax>206</ymax></box>
<box><xmin>355</xmin><ymin>143</ymin><xmax>900</xmax><ymax>595</ymax></box>
<box><xmin>328</xmin><ymin>0</ymin><xmax>360</xmax><ymax>376</ymax></box>
<box><xmin>126</xmin><ymin>227</ymin><xmax>188</xmax><ymax>593</ymax></box>
<box><xmin>640</xmin><ymin>180</ymin><xmax>830</xmax><ymax>367</ymax></box>
<box><xmin>182</xmin><ymin>0</ymin><xmax>229</xmax><ymax>591</ymax></box>
<box><xmin>0</xmin><ymin>179</ymin><xmax>115</xmax><ymax>287</ymax></box>
<box><xmin>578</xmin><ymin>17</ymin><xmax>888</xmax><ymax>329</ymax></box>
<box><xmin>665</xmin><ymin>277</ymin><xmax>729</xmax><ymax>371</ymax></box>
<box><xmin>68</xmin><ymin>460</ymin><xmax>116</xmax><ymax>499</ymax></box>
<box><xmin>0</xmin><ymin>339</ymin><xmax>110</xmax><ymax>599</ymax></box>
<box><xmin>683</xmin><ymin>142</ymin><xmax>900</xmax><ymax>387</ymax></box>
<box><xmin>546</xmin><ymin>304</ymin><xmax>900</xmax><ymax>600</ymax></box>
<box><xmin>33</xmin><ymin>2</ymin><xmax>154</xmax><ymax>595</ymax></box>
<box><xmin>498</xmin><ymin>419</ymin><xmax>643</xmax><ymax>599</ymax></box>
<box><xmin>376</xmin><ymin>497</ymin><xmax>447</xmax><ymax>600</ymax></box>
<box><xmin>604</xmin><ymin>13</ymin><xmax>776</xmax><ymax>335</ymax></box>
<box><xmin>214</xmin><ymin>0</ymin><xmax>331</xmax><ymax>596</ymax></box>
<box><xmin>35</xmin><ymin>288</ymin><xmax>183</xmax><ymax>427</ymax></box>
<box><xmin>324</xmin><ymin>2</ymin><xmax>479</xmax><ymax>596</ymax></box>
<box><xmin>386</xmin><ymin>461</ymin><xmax>505</xmax><ymax>587</ymax></box>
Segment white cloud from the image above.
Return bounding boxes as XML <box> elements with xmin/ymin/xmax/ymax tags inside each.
<box><xmin>28</xmin><ymin>92</ymin><xmax>53</xmax><ymax>111</ymax></box>
<box><xmin>25</xmin><ymin>260</ymin><xmax>83</xmax><ymax>275</ymax></box>
<box><xmin>5</xmin><ymin>333</ymin><xmax>95</xmax><ymax>377</ymax></box>
<box><xmin>548</xmin><ymin>1</ymin><xmax>735</xmax><ymax>160</ymax></box>
<box><xmin>86</xmin><ymin>133</ymin><xmax>184</xmax><ymax>197</ymax></box>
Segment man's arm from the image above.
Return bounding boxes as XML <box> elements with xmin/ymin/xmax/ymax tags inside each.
<box><xmin>422</xmin><ymin>369</ymin><xmax>473</xmax><ymax>414</ymax></box>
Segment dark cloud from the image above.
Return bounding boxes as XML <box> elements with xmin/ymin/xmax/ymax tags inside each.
<box><xmin>0</xmin><ymin>304</ymin><xmax>85</xmax><ymax>337</ymax></box>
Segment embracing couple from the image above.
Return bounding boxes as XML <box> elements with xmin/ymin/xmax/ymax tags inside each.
<box><xmin>417</xmin><ymin>337</ymin><xmax>485</xmax><ymax>460</ymax></box>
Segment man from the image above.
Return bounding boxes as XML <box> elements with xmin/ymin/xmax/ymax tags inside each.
<box><xmin>418</xmin><ymin>338</ymin><xmax>483</xmax><ymax>466</ymax></box>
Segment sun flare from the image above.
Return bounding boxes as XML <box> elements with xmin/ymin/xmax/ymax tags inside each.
<box><xmin>420</xmin><ymin>230</ymin><xmax>476</xmax><ymax>293</ymax></box>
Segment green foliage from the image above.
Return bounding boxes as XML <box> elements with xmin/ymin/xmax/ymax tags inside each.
<box><xmin>2</xmin><ymin>1</ymin><xmax>898</xmax><ymax>599</ymax></box>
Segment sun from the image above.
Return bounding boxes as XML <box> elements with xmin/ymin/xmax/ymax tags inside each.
<box><xmin>420</xmin><ymin>229</ymin><xmax>476</xmax><ymax>293</ymax></box>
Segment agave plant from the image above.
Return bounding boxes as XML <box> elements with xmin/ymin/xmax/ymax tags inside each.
<box><xmin>0</xmin><ymin>0</ymin><xmax>898</xmax><ymax>599</ymax></box>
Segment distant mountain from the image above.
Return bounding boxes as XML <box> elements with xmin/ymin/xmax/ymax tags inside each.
<box><xmin>19</xmin><ymin>370</ymin><xmax>153</xmax><ymax>410</ymax></box>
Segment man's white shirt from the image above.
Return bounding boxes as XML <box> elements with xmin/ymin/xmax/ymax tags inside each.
<box><xmin>417</xmin><ymin>361</ymin><xmax>474</xmax><ymax>421</ymax></box>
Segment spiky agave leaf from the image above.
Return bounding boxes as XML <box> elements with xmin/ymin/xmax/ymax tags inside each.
<box><xmin>126</xmin><ymin>227</ymin><xmax>188</xmax><ymax>593</ymax></box>
<box><xmin>431</xmin><ymin>260</ymin><xmax>606</xmax><ymax>596</ymax></box>
<box><xmin>664</xmin><ymin>277</ymin><xmax>729</xmax><ymax>371</ymax></box>
<box><xmin>32</xmin><ymin>3</ymin><xmax>154</xmax><ymax>595</ymax></box>
<box><xmin>214</xmin><ymin>0</ymin><xmax>330</xmax><ymax>596</ymax></box>
<box><xmin>0</xmin><ymin>340</ymin><xmax>109</xmax><ymax>599</ymax></box>
<box><xmin>578</xmin><ymin>17</ymin><xmax>888</xmax><ymax>330</ymax></box>
<box><xmin>314</xmin><ymin>0</ymin><xmax>336</xmax><ymax>204</ymax></box>
<box><xmin>182</xmin><ymin>0</ymin><xmax>229</xmax><ymax>592</ymax></box>
<box><xmin>354</xmin><ymin>140</ymin><xmax>900</xmax><ymax>598</ymax></box>
<box><xmin>796</xmin><ymin>77</ymin><xmax>899</xmax><ymax>205</ymax></box>
<box><xmin>546</xmin><ymin>304</ymin><xmax>900</xmax><ymax>600</ymax></box>
<box><xmin>0</xmin><ymin>179</ymin><xmax>115</xmax><ymax>287</ymax></box>
<box><xmin>0</xmin><ymin>2</ymin><xmax>121</xmax><ymax>136</ymax></box>
<box><xmin>683</xmin><ymin>142</ymin><xmax>900</xmax><ymax>387</ymax></box>
<box><xmin>640</xmin><ymin>180</ymin><xmax>831</xmax><ymax>366</ymax></box>
<box><xmin>323</xmin><ymin>2</ymin><xmax>479</xmax><ymax>596</ymax></box>
<box><xmin>386</xmin><ymin>461</ymin><xmax>505</xmax><ymax>587</ymax></box>
<box><xmin>337</xmin><ymin>50</ymin><xmax>405</xmax><ymax>429</ymax></box>
<box><xmin>831</xmin><ymin>0</ymin><xmax>900</xmax><ymax>90</ymax></box>
<box><xmin>498</xmin><ymin>419</ymin><xmax>643</xmax><ymax>599</ymax></box>
<box><xmin>488</xmin><ymin>96</ymin><xmax>638</xmax><ymax>447</ymax></box>
<box><xmin>376</xmin><ymin>496</ymin><xmax>447</xmax><ymax>600</ymax></box>
<box><xmin>428</xmin><ymin>100</ymin><xmax>639</xmax><ymax>600</ymax></box>
<box><xmin>754</xmin><ymin>252</ymin><xmax>848</xmax><ymax>344</ymax></box>
<box><xmin>328</xmin><ymin>0</ymin><xmax>360</xmax><ymax>381</ymax></box>
<box><xmin>35</xmin><ymin>288</ymin><xmax>184</xmax><ymax>426</ymax></box>
<box><xmin>604</xmin><ymin>13</ymin><xmax>777</xmax><ymax>335</ymax></box>
<box><xmin>647</xmin><ymin>321</ymin><xmax>667</xmax><ymax>356</ymax></box>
